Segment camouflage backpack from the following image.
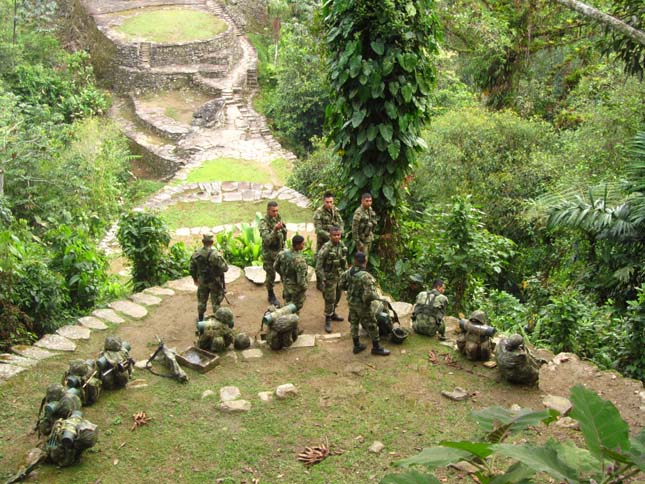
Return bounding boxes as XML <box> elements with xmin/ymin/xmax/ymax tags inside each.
<box><xmin>267</xmin><ymin>314</ymin><xmax>299</xmax><ymax>350</ymax></box>
<box><xmin>192</xmin><ymin>248</ymin><xmax>217</xmax><ymax>283</ymax></box>
<box><xmin>97</xmin><ymin>337</ymin><xmax>133</xmax><ymax>390</ymax></box>
<box><xmin>36</xmin><ymin>384</ymin><xmax>83</xmax><ymax>437</ymax></box>
<box><xmin>63</xmin><ymin>359</ymin><xmax>102</xmax><ymax>406</ymax></box>
<box><xmin>45</xmin><ymin>411</ymin><xmax>98</xmax><ymax>467</ymax></box>
<box><xmin>346</xmin><ymin>269</ymin><xmax>368</xmax><ymax>305</ymax></box>
<box><xmin>496</xmin><ymin>335</ymin><xmax>540</xmax><ymax>385</ymax></box>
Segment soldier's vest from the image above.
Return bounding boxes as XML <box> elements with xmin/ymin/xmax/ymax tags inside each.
<box><xmin>193</xmin><ymin>249</ymin><xmax>217</xmax><ymax>283</ymax></box>
<box><xmin>322</xmin><ymin>245</ymin><xmax>346</xmax><ymax>277</ymax></box>
<box><xmin>46</xmin><ymin>411</ymin><xmax>98</xmax><ymax>467</ymax></box>
<box><xmin>347</xmin><ymin>269</ymin><xmax>368</xmax><ymax>305</ymax></box>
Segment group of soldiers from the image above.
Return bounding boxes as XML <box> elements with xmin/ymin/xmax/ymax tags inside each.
<box><xmin>188</xmin><ymin>193</ymin><xmax>542</xmax><ymax>378</ymax></box>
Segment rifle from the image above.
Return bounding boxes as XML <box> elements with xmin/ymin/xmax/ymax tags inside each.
<box><xmin>220</xmin><ymin>273</ymin><xmax>231</xmax><ymax>305</ymax></box>
<box><xmin>101</xmin><ymin>358</ymin><xmax>134</xmax><ymax>378</ymax></box>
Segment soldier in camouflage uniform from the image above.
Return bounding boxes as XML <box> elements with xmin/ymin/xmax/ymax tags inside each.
<box><xmin>316</xmin><ymin>226</ymin><xmax>348</xmax><ymax>333</ymax></box>
<box><xmin>339</xmin><ymin>252</ymin><xmax>390</xmax><ymax>356</ymax></box>
<box><xmin>352</xmin><ymin>193</ymin><xmax>378</xmax><ymax>260</ymax></box>
<box><xmin>196</xmin><ymin>307</ymin><xmax>235</xmax><ymax>353</ymax></box>
<box><xmin>313</xmin><ymin>192</ymin><xmax>344</xmax><ymax>290</ymax></box>
<box><xmin>496</xmin><ymin>334</ymin><xmax>540</xmax><ymax>385</ymax></box>
<box><xmin>190</xmin><ymin>233</ymin><xmax>229</xmax><ymax>322</ymax></box>
<box><xmin>456</xmin><ymin>310</ymin><xmax>496</xmax><ymax>361</ymax></box>
<box><xmin>259</xmin><ymin>201</ymin><xmax>288</xmax><ymax>306</ymax></box>
<box><xmin>274</xmin><ymin>235</ymin><xmax>308</xmax><ymax>312</ymax></box>
<box><xmin>412</xmin><ymin>279</ymin><xmax>448</xmax><ymax>340</ymax></box>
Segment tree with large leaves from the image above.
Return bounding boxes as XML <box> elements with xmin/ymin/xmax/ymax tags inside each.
<box><xmin>322</xmin><ymin>0</ymin><xmax>441</xmax><ymax>248</ymax></box>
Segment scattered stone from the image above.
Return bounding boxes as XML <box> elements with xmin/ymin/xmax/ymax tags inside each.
<box><xmin>258</xmin><ymin>391</ymin><xmax>273</xmax><ymax>402</ymax></box>
<box><xmin>219</xmin><ymin>400</ymin><xmax>251</xmax><ymax>412</ymax></box>
<box><xmin>11</xmin><ymin>345</ymin><xmax>54</xmax><ymax>361</ymax></box>
<box><xmin>176</xmin><ymin>228</ymin><xmax>191</xmax><ymax>236</ymax></box>
<box><xmin>321</xmin><ymin>333</ymin><xmax>341</xmax><ymax>340</ymax></box>
<box><xmin>556</xmin><ymin>417</ymin><xmax>580</xmax><ymax>430</ymax></box>
<box><xmin>144</xmin><ymin>286</ymin><xmax>175</xmax><ymax>296</ymax></box>
<box><xmin>35</xmin><ymin>334</ymin><xmax>76</xmax><ymax>352</ymax></box>
<box><xmin>56</xmin><ymin>325</ymin><xmax>91</xmax><ymax>340</ymax></box>
<box><xmin>225</xmin><ymin>351</ymin><xmax>239</xmax><ymax>363</ymax></box>
<box><xmin>510</xmin><ymin>404</ymin><xmax>522</xmax><ymax>412</ymax></box>
<box><xmin>134</xmin><ymin>360</ymin><xmax>149</xmax><ymax>370</ymax></box>
<box><xmin>244</xmin><ymin>266</ymin><xmax>266</xmax><ymax>285</ymax></box>
<box><xmin>290</xmin><ymin>334</ymin><xmax>316</xmax><ymax>348</ymax></box>
<box><xmin>439</xmin><ymin>341</ymin><xmax>457</xmax><ymax>349</ymax></box>
<box><xmin>640</xmin><ymin>391</ymin><xmax>645</xmax><ymax>405</ymax></box>
<box><xmin>543</xmin><ymin>395</ymin><xmax>572</xmax><ymax>416</ymax></box>
<box><xmin>92</xmin><ymin>309</ymin><xmax>125</xmax><ymax>324</ymax></box>
<box><xmin>167</xmin><ymin>276</ymin><xmax>198</xmax><ymax>293</ymax></box>
<box><xmin>109</xmin><ymin>300</ymin><xmax>148</xmax><ymax>319</ymax></box>
<box><xmin>0</xmin><ymin>353</ymin><xmax>38</xmax><ymax>367</ymax></box>
<box><xmin>78</xmin><ymin>316</ymin><xmax>108</xmax><ymax>330</ymax></box>
<box><xmin>450</xmin><ymin>461</ymin><xmax>480</xmax><ymax>474</ymax></box>
<box><xmin>0</xmin><ymin>364</ymin><xmax>26</xmax><ymax>381</ymax></box>
<box><xmin>553</xmin><ymin>353</ymin><xmax>578</xmax><ymax>365</ymax></box>
<box><xmin>225</xmin><ymin>265</ymin><xmax>242</xmax><ymax>284</ymax></box>
<box><xmin>275</xmin><ymin>383</ymin><xmax>298</xmax><ymax>400</ymax></box>
<box><xmin>241</xmin><ymin>349</ymin><xmax>263</xmax><ymax>360</ymax></box>
<box><xmin>220</xmin><ymin>386</ymin><xmax>241</xmax><ymax>402</ymax></box>
<box><xmin>202</xmin><ymin>390</ymin><xmax>215</xmax><ymax>400</ymax></box>
<box><xmin>390</xmin><ymin>302</ymin><xmax>413</xmax><ymax>319</ymax></box>
<box><xmin>129</xmin><ymin>382</ymin><xmax>148</xmax><ymax>389</ymax></box>
<box><xmin>483</xmin><ymin>361</ymin><xmax>497</xmax><ymax>369</ymax></box>
<box><xmin>368</xmin><ymin>441</ymin><xmax>385</xmax><ymax>454</ymax></box>
<box><xmin>130</xmin><ymin>292</ymin><xmax>162</xmax><ymax>306</ymax></box>
<box><xmin>441</xmin><ymin>387</ymin><xmax>470</xmax><ymax>401</ymax></box>
<box><xmin>307</xmin><ymin>266</ymin><xmax>317</xmax><ymax>283</ymax></box>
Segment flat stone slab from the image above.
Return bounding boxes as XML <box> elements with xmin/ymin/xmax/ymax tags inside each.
<box><xmin>92</xmin><ymin>309</ymin><xmax>125</xmax><ymax>324</ymax></box>
<box><xmin>441</xmin><ymin>387</ymin><xmax>470</xmax><ymax>401</ymax></box>
<box><xmin>0</xmin><ymin>353</ymin><xmax>38</xmax><ymax>367</ymax></box>
<box><xmin>225</xmin><ymin>265</ymin><xmax>242</xmax><ymax>284</ymax></box>
<box><xmin>202</xmin><ymin>390</ymin><xmax>216</xmax><ymax>400</ymax></box>
<box><xmin>109</xmin><ymin>300</ymin><xmax>148</xmax><ymax>319</ymax></box>
<box><xmin>56</xmin><ymin>325</ymin><xmax>91</xmax><ymax>340</ymax></box>
<box><xmin>220</xmin><ymin>386</ymin><xmax>241</xmax><ymax>402</ymax></box>
<box><xmin>242</xmin><ymin>349</ymin><xmax>263</xmax><ymax>360</ymax></box>
<box><xmin>144</xmin><ymin>286</ymin><xmax>175</xmax><ymax>296</ymax></box>
<box><xmin>219</xmin><ymin>399</ymin><xmax>251</xmax><ymax>412</ymax></box>
<box><xmin>321</xmin><ymin>333</ymin><xmax>342</xmax><ymax>340</ymax></box>
<box><xmin>290</xmin><ymin>334</ymin><xmax>316</xmax><ymax>348</ymax></box>
<box><xmin>244</xmin><ymin>266</ymin><xmax>280</xmax><ymax>284</ymax></box>
<box><xmin>34</xmin><ymin>334</ymin><xmax>76</xmax><ymax>352</ymax></box>
<box><xmin>543</xmin><ymin>395</ymin><xmax>572</xmax><ymax>415</ymax></box>
<box><xmin>166</xmin><ymin>276</ymin><xmax>197</xmax><ymax>293</ymax></box>
<box><xmin>130</xmin><ymin>292</ymin><xmax>162</xmax><ymax>306</ymax></box>
<box><xmin>369</xmin><ymin>441</ymin><xmax>385</xmax><ymax>454</ymax></box>
<box><xmin>176</xmin><ymin>227</ymin><xmax>191</xmax><ymax>236</ymax></box>
<box><xmin>275</xmin><ymin>383</ymin><xmax>298</xmax><ymax>400</ymax></box>
<box><xmin>78</xmin><ymin>316</ymin><xmax>108</xmax><ymax>330</ymax></box>
<box><xmin>391</xmin><ymin>301</ymin><xmax>413</xmax><ymax>319</ymax></box>
<box><xmin>258</xmin><ymin>391</ymin><xmax>273</xmax><ymax>402</ymax></box>
<box><xmin>12</xmin><ymin>345</ymin><xmax>55</xmax><ymax>361</ymax></box>
<box><xmin>0</xmin><ymin>364</ymin><xmax>26</xmax><ymax>381</ymax></box>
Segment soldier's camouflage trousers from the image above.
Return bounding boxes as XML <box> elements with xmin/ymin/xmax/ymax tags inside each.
<box><xmin>283</xmin><ymin>284</ymin><xmax>306</xmax><ymax>312</ymax></box>
<box><xmin>412</xmin><ymin>315</ymin><xmax>445</xmax><ymax>337</ymax></box>
<box><xmin>349</xmin><ymin>305</ymin><xmax>379</xmax><ymax>342</ymax></box>
<box><xmin>323</xmin><ymin>279</ymin><xmax>342</xmax><ymax>316</ymax></box>
<box><xmin>356</xmin><ymin>241</ymin><xmax>372</xmax><ymax>260</ymax></box>
<box><xmin>263</xmin><ymin>251</ymin><xmax>279</xmax><ymax>290</ymax></box>
<box><xmin>197</xmin><ymin>282</ymin><xmax>225</xmax><ymax>315</ymax></box>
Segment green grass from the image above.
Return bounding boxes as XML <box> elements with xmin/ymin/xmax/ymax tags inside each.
<box><xmin>182</xmin><ymin>158</ymin><xmax>286</xmax><ymax>185</ymax></box>
<box><xmin>271</xmin><ymin>158</ymin><xmax>292</xmax><ymax>184</ymax></box>
<box><xmin>116</xmin><ymin>8</ymin><xmax>227</xmax><ymax>43</ymax></box>
<box><xmin>128</xmin><ymin>179</ymin><xmax>166</xmax><ymax>205</ymax></box>
<box><xmin>161</xmin><ymin>200</ymin><xmax>313</xmax><ymax>229</ymax></box>
<box><xmin>138</xmin><ymin>89</ymin><xmax>213</xmax><ymax>126</ymax></box>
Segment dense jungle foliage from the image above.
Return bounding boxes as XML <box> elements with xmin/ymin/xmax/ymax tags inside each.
<box><xmin>0</xmin><ymin>0</ymin><xmax>168</xmax><ymax>349</ymax></box>
<box><xmin>253</xmin><ymin>0</ymin><xmax>645</xmax><ymax>380</ymax></box>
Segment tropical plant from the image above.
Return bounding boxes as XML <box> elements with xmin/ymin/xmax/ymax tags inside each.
<box><xmin>323</xmin><ymin>0</ymin><xmax>441</xmax><ymax>230</ymax></box>
<box><xmin>214</xmin><ymin>214</ymin><xmax>263</xmax><ymax>267</ymax></box>
<box><xmin>382</xmin><ymin>385</ymin><xmax>645</xmax><ymax>484</ymax></box>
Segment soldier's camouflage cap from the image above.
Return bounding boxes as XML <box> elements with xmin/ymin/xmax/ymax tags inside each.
<box><xmin>202</xmin><ymin>233</ymin><xmax>214</xmax><ymax>242</ymax></box>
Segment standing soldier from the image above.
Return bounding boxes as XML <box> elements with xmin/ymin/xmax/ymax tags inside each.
<box><xmin>190</xmin><ymin>233</ymin><xmax>229</xmax><ymax>322</ymax></box>
<box><xmin>339</xmin><ymin>252</ymin><xmax>390</xmax><ymax>356</ymax></box>
<box><xmin>313</xmin><ymin>191</ymin><xmax>344</xmax><ymax>290</ymax></box>
<box><xmin>352</xmin><ymin>193</ymin><xmax>377</xmax><ymax>259</ymax></box>
<box><xmin>274</xmin><ymin>235</ymin><xmax>309</xmax><ymax>313</ymax></box>
<box><xmin>259</xmin><ymin>201</ymin><xmax>288</xmax><ymax>306</ymax></box>
<box><xmin>412</xmin><ymin>279</ymin><xmax>449</xmax><ymax>340</ymax></box>
<box><xmin>316</xmin><ymin>226</ymin><xmax>348</xmax><ymax>333</ymax></box>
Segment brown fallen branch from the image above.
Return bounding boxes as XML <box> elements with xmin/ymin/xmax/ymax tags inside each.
<box><xmin>428</xmin><ymin>350</ymin><xmax>439</xmax><ymax>365</ymax></box>
<box><xmin>131</xmin><ymin>411</ymin><xmax>152</xmax><ymax>431</ymax></box>
<box><xmin>296</xmin><ymin>437</ymin><xmax>343</xmax><ymax>466</ymax></box>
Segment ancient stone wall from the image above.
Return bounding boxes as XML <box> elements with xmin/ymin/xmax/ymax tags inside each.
<box><xmin>221</xmin><ymin>0</ymin><xmax>268</xmax><ymax>32</ymax></box>
<box><xmin>149</xmin><ymin>31</ymin><xmax>242</xmax><ymax>67</ymax></box>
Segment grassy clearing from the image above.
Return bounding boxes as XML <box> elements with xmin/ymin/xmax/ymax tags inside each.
<box><xmin>138</xmin><ymin>90</ymin><xmax>213</xmax><ymax>125</ymax></box>
<box><xmin>181</xmin><ymin>158</ymin><xmax>287</xmax><ymax>185</ymax></box>
<box><xmin>116</xmin><ymin>9</ymin><xmax>227</xmax><ymax>43</ymax></box>
<box><xmin>161</xmin><ymin>200</ymin><xmax>313</xmax><ymax>229</ymax></box>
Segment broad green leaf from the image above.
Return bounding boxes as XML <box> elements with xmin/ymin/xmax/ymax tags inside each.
<box><xmin>362</xmin><ymin>164</ymin><xmax>375</xmax><ymax>177</ymax></box>
<box><xmin>569</xmin><ymin>385</ymin><xmax>630</xmax><ymax>460</ymax></box>
<box><xmin>351</xmin><ymin>109</ymin><xmax>367</xmax><ymax>128</ymax></box>
<box><xmin>405</xmin><ymin>3</ymin><xmax>417</xmax><ymax>16</ymax></box>
<box><xmin>439</xmin><ymin>441</ymin><xmax>493</xmax><ymax>459</ymax></box>
<box><xmin>489</xmin><ymin>462</ymin><xmax>535</xmax><ymax>484</ymax></box>
<box><xmin>388</xmin><ymin>140</ymin><xmax>401</xmax><ymax>160</ymax></box>
<box><xmin>389</xmin><ymin>81</ymin><xmax>400</xmax><ymax>96</ymax></box>
<box><xmin>371</xmin><ymin>40</ymin><xmax>385</xmax><ymax>55</ymax></box>
<box><xmin>381</xmin><ymin>470</ymin><xmax>440</xmax><ymax>484</ymax></box>
<box><xmin>349</xmin><ymin>55</ymin><xmax>362</xmax><ymax>78</ymax></box>
<box><xmin>357</xmin><ymin>129</ymin><xmax>367</xmax><ymax>146</ymax></box>
<box><xmin>383</xmin><ymin>185</ymin><xmax>396</xmax><ymax>205</ymax></box>
<box><xmin>379</xmin><ymin>123</ymin><xmax>393</xmax><ymax>143</ymax></box>
<box><xmin>548</xmin><ymin>440</ymin><xmax>600</xmax><ymax>474</ymax></box>
<box><xmin>416</xmin><ymin>136</ymin><xmax>428</xmax><ymax>150</ymax></box>
<box><xmin>385</xmin><ymin>101</ymin><xmax>398</xmax><ymax>119</ymax></box>
<box><xmin>397</xmin><ymin>53</ymin><xmax>417</xmax><ymax>72</ymax></box>
<box><xmin>494</xmin><ymin>444</ymin><xmax>579</xmax><ymax>482</ymax></box>
<box><xmin>382</xmin><ymin>55</ymin><xmax>395</xmax><ymax>76</ymax></box>
<box><xmin>472</xmin><ymin>406</ymin><xmax>558</xmax><ymax>438</ymax></box>
<box><xmin>401</xmin><ymin>84</ymin><xmax>415</xmax><ymax>103</ymax></box>
<box><xmin>367</xmin><ymin>125</ymin><xmax>378</xmax><ymax>141</ymax></box>
<box><xmin>395</xmin><ymin>447</ymin><xmax>471</xmax><ymax>469</ymax></box>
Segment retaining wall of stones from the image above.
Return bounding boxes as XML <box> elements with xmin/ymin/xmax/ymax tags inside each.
<box><xmin>221</xmin><ymin>0</ymin><xmax>268</xmax><ymax>32</ymax></box>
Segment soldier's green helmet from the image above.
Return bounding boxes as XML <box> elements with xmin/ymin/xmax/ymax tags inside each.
<box><xmin>234</xmin><ymin>333</ymin><xmax>251</xmax><ymax>350</ymax></box>
<box><xmin>468</xmin><ymin>310</ymin><xmax>488</xmax><ymax>325</ymax></box>
<box><xmin>215</xmin><ymin>307</ymin><xmax>234</xmax><ymax>328</ymax></box>
<box><xmin>46</xmin><ymin>383</ymin><xmax>65</xmax><ymax>402</ymax></box>
<box><xmin>211</xmin><ymin>336</ymin><xmax>227</xmax><ymax>353</ymax></box>
<box><xmin>104</xmin><ymin>335</ymin><xmax>123</xmax><ymax>351</ymax></box>
<box><xmin>506</xmin><ymin>334</ymin><xmax>524</xmax><ymax>350</ymax></box>
<box><xmin>390</xmin><ymin>327</ymin><xmax>409</xmax><ymax>344</ymax></box>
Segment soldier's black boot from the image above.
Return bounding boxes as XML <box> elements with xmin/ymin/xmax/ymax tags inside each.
<box><xmin>267</xmin><ymin>289</ymin><xmax>280</xmax><ymax>307</ymax></box>
<box><xmin>197</xmin><ymin>312</ymin><xmax>204</xmax><ymax>322</ymax></box>
<box><xmin>371</xmin><ymin>340</ymin><xmax>391</xmax><ymax>356</ymax></box>
<box><xmin>325</xmin><ymin>316</ymin><xmax>332</xmax><ymax>333</ymax></box>
<box><xmin>331</xmin><ymin>312</ymin><xmax>344</xmax><ymax>321</ymax></box>
<box><xmin>352</xmin><ymin>337</ymin><xmax>367</xmax><ymax>354</ymax></box>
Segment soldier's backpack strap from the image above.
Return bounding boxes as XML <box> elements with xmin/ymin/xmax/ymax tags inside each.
<box><xmin>378</xmin><ymin>298</ymin><xmax>400</xmax><ymax>326</ymax></box>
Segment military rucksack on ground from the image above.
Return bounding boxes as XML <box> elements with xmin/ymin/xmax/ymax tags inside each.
<box><xmin>197</xmin><ymin>318</ymin><xmax>234</xmax><ymax>353</ymax></box>
<box><xmin>267</xmin><ymin>314</ymin><xmax>299</xmax><ymax>350</ymax></box>
<box><xmin>97</xmin><ymin>336</ymin><xmax>133</xmax><ymax>389</ymax></box>
<box><xmin>456</xmin><ymin>313</ymin><xmax>496</xmax><ymax>361</ymax></box>
<box><xmin>62</xmin><ymin>359</ymin><xmax>102</xmax><ymax>406</ymax></box>
<box><xmin>45</xmin><ymin>411</ymin><xmax>98</xmax><ymax>467</ymax></box>
<box><xmin>36</xmin><ymin>384</ymin><xmax>83</xmax><ymax>437</ymax></box>
<box><xmin>412</xmin><ymin>291</ymin><xmax>444</xmax><ymax>336</ymax></box>
<box><xmin>496</xmin><ymin>334</ymin><xmax>540</xmax><ymax>385</ymax></box>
